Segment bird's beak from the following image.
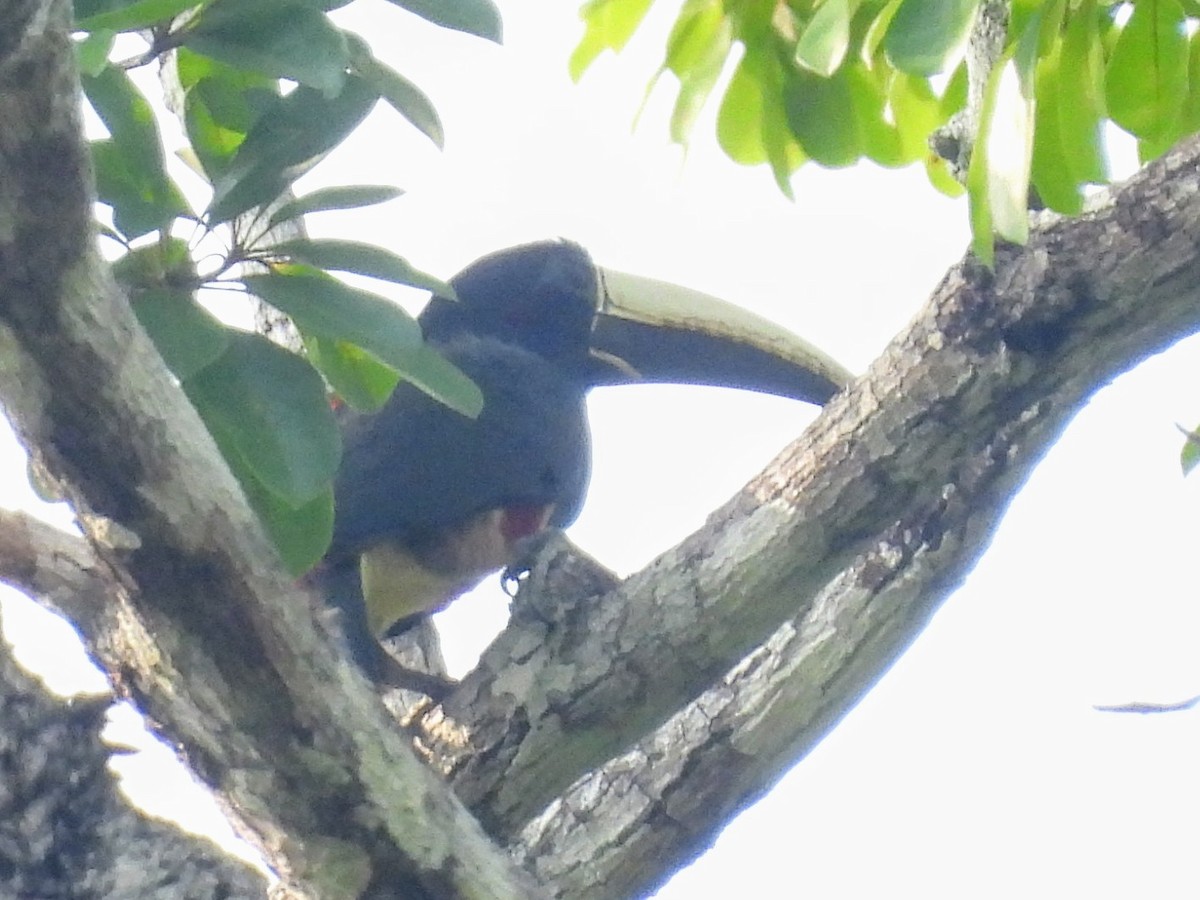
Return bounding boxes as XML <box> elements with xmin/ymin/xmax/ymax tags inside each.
<box><xmin>588</xmin><ymin>267</ymin><xmax>853</xmax><ymax>406</ymax></box>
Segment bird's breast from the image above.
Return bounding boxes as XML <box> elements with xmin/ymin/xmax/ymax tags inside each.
<box><xmin>360</xmin><ymin>504</ymin><xmax>554</xmax><ymax>637</ymax></box>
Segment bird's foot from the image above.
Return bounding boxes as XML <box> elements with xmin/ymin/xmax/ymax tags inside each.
<box><xmin>501</xmin><ymin>528</ymin><xmax>567</xmax><ymax>595</ymax></box>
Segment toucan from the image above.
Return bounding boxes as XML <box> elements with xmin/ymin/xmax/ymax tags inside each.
<box><xmin>314</xmin><ymin>240</ymin><xmax>850</xmax><ymax>687</ymax></box>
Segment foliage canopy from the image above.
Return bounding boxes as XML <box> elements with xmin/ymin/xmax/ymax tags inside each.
<box><xmin>573</xmin><ymin>0</ymin><xmax>1200</xmax><ymax>260</ymax></box>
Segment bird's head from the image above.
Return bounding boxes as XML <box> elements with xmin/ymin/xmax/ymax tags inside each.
<box><xmin>419</xmin><ymin>239</ymin><xmax>854</xmax><ymax>403</ymax></box>
<box><xmin>419</xmin><ymin>240</ymin><xmax>614</xmax><ymax>380</ymax></box>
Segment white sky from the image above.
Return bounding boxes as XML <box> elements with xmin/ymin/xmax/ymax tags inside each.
<box><xmin>2</xmin><ymin>1</ymin><xmax>1199</xmax><ymax>896</ymax></box>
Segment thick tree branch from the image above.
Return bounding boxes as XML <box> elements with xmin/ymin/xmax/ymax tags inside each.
<box><xmin>0</xmin><ymin>645</ymin><xmax>269</xmax><ymax>898</ymax></box>
<box><xmin>419</xmin><ymin>137</ymin><xmax>1200</xmax><ymax>886</ymax></box>
<box><xmin>0</xmin><ymin>5</ymin><xmax>541</xmax><ymax>898</ymax></box>
<box><xmin>0</xmin><ymin>510</ymin><xmax>103</xmax><ymax>626</ymax></box>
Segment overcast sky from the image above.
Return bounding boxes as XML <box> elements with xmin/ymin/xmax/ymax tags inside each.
<box><xmin>3</xmin><ymin>1</ymin><xmax>1199</xmax><ymax>896</ymax></box>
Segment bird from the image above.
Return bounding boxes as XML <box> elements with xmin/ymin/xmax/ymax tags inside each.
<box><xmin>313</xmin><ymin>240</ymin><xmax>850</xmax><ymax>689</ymax></box>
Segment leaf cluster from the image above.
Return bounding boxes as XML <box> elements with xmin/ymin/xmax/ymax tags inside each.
<box><xmin>73</xmin><ymin>0</ymin><xmax>498</xmax><ymax>571</ymax></box>
<box><xmin>573</xmin><ymin>0</ymin><xmax>1200</xmax><ymax>261</ymax></box>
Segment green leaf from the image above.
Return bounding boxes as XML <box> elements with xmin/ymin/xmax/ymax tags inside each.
<box><xmin>248</xmin><ymin>269</ymin><xmax>483</xmax><ymax>416</ymax></box>
<box><xmin>669</xmin><ymin>51</ymin><xmax>729</xmax><ymax>145</ymax></box>
<box><xmin>175</xmin><ymin>46</ymin><xmax>279</xmax><ymax>101</ymax></box>
<box><xmin>73</xmin><ymin>0</ymin><xmax>130</xmax><ymax>21</ymax></box>
<box><xmin>1179</xmin><ymin>32</ymin><xmax>1200</xmax><ymax>136</ymax></box>
<box><xmin>131</xmin><ymin>288</ymin><xmax>231</xmax><ymax>381</ymax></box>
<box><xmin>383</xmin><ymin>0</ymin><xmax>502</xmax><ymax>42</ymax></box>
<box><xmin>795</xmin><ymin>0</ymin><xmax>856</xmax><ymax>77</ymax></box>
<box><xmin>76</xmin><ymin>0</ymin><xmax>201</xmax><ymax>32</ymax></box>
<box><xmin>968</xmin><ymin>41</ymin><xmax>1037</xmax><ymax>263</ymax></box>
<box><xmin>110</xmin><ymin>235</ymin><xmax>195</xmax><ymax>291</ymax></box>
<box><xmin>184</xmin><ymin>0</ymin><xmax>350</xmax><ymax>95</ymax></box>
<box><xmin>966</xmin><ymin>163</ymin><xmax>994</xmax><ymax>265</ymax></box>
<box><xmin>967</xmin><ymin>54</ymin><xmax>1002</xmax><ymax>264</ymax></box>
<box><xmin>1135</xmin><ymin>128</ymin><xmax>1178</xmax><ymax>165</ymax></box>
<box><xmin>177</xmin><ymin>50</ymin><xmax>280</xmax><ymax>180</ymax></box>
<box><xmin>239</xmin><ymin>473</ymin><xmax>334</xmax><ymax>575</ymax></box>
<box><xmin>184</xmin><ymin>332</ymin><xmax>340</xmax><ymax>505</ymax></box>
<box><xmin>925</xmin><ymin>153</ymin><xmax>967</xmax><ymax>197</ymax></box>
<box><xmin>570</xmin><ymin>0</ymin><xmax>655</xmax><ymax>80</ymax></box>
<box><xmin>306</xmin><ymin>335</ymin><xmax>401</xmax><ymax>411</ymax></box>
<box><xmin>1012</xmin><ymin>5</ymin><xmax>1042</xmax><ymax>96</ymax></box>
<box><xmin>97</xmin><ymin>222</ymin><xmax>129</xmax><ymax>249</ymax></box>
<box><xmin>885</xmin><ymin>0</ymin><xmax>980</xmax><ymax>76</ymax></box>
<box><xmin>889</xmin><ymin>72</ymin><xmax>944</xmax><ymax>165</ymax></box>
<box><xmin>1056</xmin><ymin>0</ymin><xmax>1108</xmax><ymax>185</ymax></box>
<box><xmin>663</xmin><ymin>0</ymin><xmax>732</xmax><ymax>143</ymax></box>
<box><xmin>307</xmin><ymin>332</ymin><xmax>482</xmax><ymax>418</ymax></box>
<box><xmin>202</xmin><ymin>392</ymin><xmax>335</xmax><ymax>574</ymax></box>
<box><xmin>183</xmin><ymin>84</ymin><xmax>248</xmax><ymax>180</ymax></box>
<box><xmin>861</xmin><ymin>0</ymin><xmax>904</xmax><ymax>64</ymax></box>
<box><xmin>1105</xmin><ymin>0</ymin><xmax>1188</xmax><ymax>138</ymax></box>
<box><xmin>726</xmin><ymin>45</ymin><xmax>807</xmax><ymax>193</ymax></box>
<box><xmin>664</xmin><ymin>0</ymin><xmax>728</xmax><ymax>74</ymax></box>
<box><xmin>74</xmin><ymin>31</ymin><xmax>115</xmax><ymax>76</ymax></box>
<box><xmin>1180</xmin><ymin>424</ymin><xmax>1200</xmax><ymax>476</ymax></box>
<box><xmin>81</xmin><ymin>64</ymin><xmax>168</xmax><ymax>176</ymax></box>
<box><xmin>242</xmin><ymin>269</ymin><xmax>424</xmax><ymax>372</ymax></box>
<box><xmin>717</xmin><ymin>55</ymin><xmax>770</xmax><ymax>165</ymax></box>
<box><xmin>1033</xmin><ymin>0</ymin><xmax>1068</xmax><ymax>58</ymax></box>
<box><xmin>784</xmin><ymin>64</ymin><xmax>863</xmax><ymax>167</ymax></box>
<box><xmin>714</xmin><ymin>45</ymin><xmax>807</xmax><ymax>192</ymax></box>
<box><xmin>267</xmin><ymin>239</ymin><xmax>454</xmax><ymax>295</ymax></box>
<box><xmin>90</xmin><ymin>139</ymin><xmax>191</xmax><ymax>238</ymax></box>
<box><xmin>206</xmin><ymin>78</ymin><xmax>377</xmax><ymax>224</ymax></box>
<box><xmin>939</xmin><ymin>60</ymin><xmax>969</xmax><ymax>118</ymax></box>
<box><xmin>82</xmin><ymin>66</ymin><xmax>194</xmax><ymax>236</ymax></box>
<box><xmin>986</xmin><ymin>57</ymin><xmax>1035</xmax><ymax>244</ymax></box>
<box><xmin>267</xmin><ymin>185</ymin><xmax>404</xmax><ymax>230</ymax></box>
<box><xmin>349</xmin><ymin>41</ymin><xmax>443</xmax><ymax>148</ymax></box>
<box><xmin>1031</xmin><ymin>45</ymin><xmax>1085</xmax><ymax>214</ymax></box>
<box><xmin>763</xmin><ymin>103</ymin><xmax>806</xmax><ymax>199</ymax></box>
<box><xmin>389</xmin><ymin>341</ymin><xmax>484</xmax><ymax>419</ymax></box>
<box><xmin>853</xmin><ymin>66</ymin><xmax>903</xmax><ymax>167</ymax></box>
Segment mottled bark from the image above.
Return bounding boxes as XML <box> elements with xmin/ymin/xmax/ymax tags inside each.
<box><xmin>424</xmin><ymin>145</ymin><xmax>1200</xmax><ymax>894</ymax></box>
<box><xmin>0</xmin><ymin>646</ymin><xmax>269</xmax><ymax>898</ymax></box>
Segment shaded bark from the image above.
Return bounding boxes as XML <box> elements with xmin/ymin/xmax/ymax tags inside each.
<box><xmin>0</xmin><ymin>645</ymin><xmax>268</xmax><ymax>899</ymax></box>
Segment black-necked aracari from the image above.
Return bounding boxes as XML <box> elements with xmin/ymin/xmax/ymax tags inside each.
<box><xmin>315</xmin><ymin>240</ymin><xmax>851</xmax><ymax>686</ymax></box>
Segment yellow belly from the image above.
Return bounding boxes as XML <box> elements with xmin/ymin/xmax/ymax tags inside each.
<box><xmin>358</xmin><ymin>508</ymin><xmax>529</xmax><ymax>637</ymax></box>
<box><xmin>360</xmin><ymin>544</ymin><xmax>470</xmax><ymax>637</ymax></box>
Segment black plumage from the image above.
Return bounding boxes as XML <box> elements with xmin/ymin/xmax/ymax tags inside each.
<box><xmin>316</xmin><ymin>239</ymin><xmax>850</xmax><ymax>687</ymax></box>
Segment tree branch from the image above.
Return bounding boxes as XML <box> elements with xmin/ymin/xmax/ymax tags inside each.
<box><xmin>417</xmin><ymin>138</ymin><xmax>1200</xmax><ymax>894</ymax></box>
<box><xmin>0</xmin><ymin>645</ymin><xmax>270</xmax><ymax>898</ymax></box>
<box><xmin>0</xmin><ymin>509</ymin><xmax>103</xmax><ymax>627</ymax></box>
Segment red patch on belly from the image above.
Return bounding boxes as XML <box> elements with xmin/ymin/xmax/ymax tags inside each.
<box><xmin>501</xmin><ymin>504</ymin><xmax>552</xmax><ymax>543</ymax></box>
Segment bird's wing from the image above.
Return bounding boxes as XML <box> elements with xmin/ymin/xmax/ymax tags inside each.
<box><xmin>330</xmin><ymin>334</ymin><xmax>591</xmax><ymax>559</ymax></box>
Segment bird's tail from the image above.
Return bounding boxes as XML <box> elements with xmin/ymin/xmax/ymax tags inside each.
<box><xmin>309</xmin><ymin>558</ymin><xmax>454</xmax><ymax>697</ymax></box>
<box><xmin>308</xmin><ymin>557</ymin><xmax>385</xmax><ymax>680</ymax></box>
